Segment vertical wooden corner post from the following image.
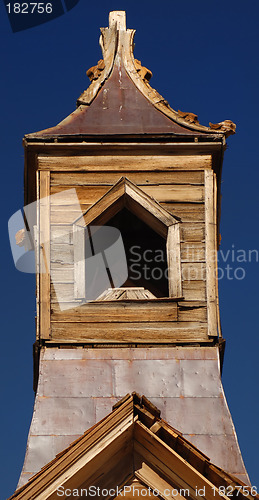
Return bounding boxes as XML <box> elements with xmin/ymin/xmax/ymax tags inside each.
<box><xmin>205</xmin><ymin>169</ymin><xmax>218</xmax><ymax>337</ymax></box>
<box><xmin>39</xmin><ymin>170</ymin><xmax>51</xmax><ymax>339</ymax></box>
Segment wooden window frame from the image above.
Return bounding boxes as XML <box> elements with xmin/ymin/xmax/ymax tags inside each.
<box><xmin>73</xmin><ymin>177</ymin><xmax>182</xmax><ymax>301</ymax></box>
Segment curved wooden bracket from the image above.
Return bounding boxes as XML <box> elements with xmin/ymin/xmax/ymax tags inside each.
<box><xmin>77</xmin><ymin>24</ymin><xmax>118</xmax><ymax>106</ymax></box>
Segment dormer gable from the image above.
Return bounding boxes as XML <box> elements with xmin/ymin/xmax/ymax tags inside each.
<box><xmin>74</xmin><ymin>177</ymin><xmax>180</xmax><ymax>235</ymax></box>
<box><xmin>73</xmin><ymin>177</ymin><xmax>182</xmax><ymax>301</ymax></box>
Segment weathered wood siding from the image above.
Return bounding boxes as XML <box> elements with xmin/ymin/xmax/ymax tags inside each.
<box><xmin>37</xmin><ymin>152</ymin><xmax>216</xmax><ymax>343</ymax></box>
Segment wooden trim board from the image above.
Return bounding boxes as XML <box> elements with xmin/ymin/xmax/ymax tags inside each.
<box><xmin>39</xmin><ymin>171</ymin><xmax>51</xmax><ymax>339</ymax></box>
<box><xmin>204</xmin><ymin>170</ymin><xmax>217</xmax><ymax>337</ymax></box>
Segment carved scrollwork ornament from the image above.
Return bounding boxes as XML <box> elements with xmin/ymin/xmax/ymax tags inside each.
<box><xmin>209</xmin><ymin>119</ymin><xmax>236</xmax><ymax>137</ymax></box>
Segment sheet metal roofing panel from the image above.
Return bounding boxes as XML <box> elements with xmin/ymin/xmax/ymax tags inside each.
<box><xmin>26</xmin><ymin>65</ymin><xmax>205</xmax><ymax>138</ymax></box>
<box><xmin>18</xmin><ymin>346</ymin><xmax>250</xmax><ymax>488</ymax></box>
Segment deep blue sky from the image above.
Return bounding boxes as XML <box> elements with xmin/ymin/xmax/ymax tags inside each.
<box><xmin>0</xmin><ymin>1</ymin><xmax>258</xmax><ymax>497</ymax></box>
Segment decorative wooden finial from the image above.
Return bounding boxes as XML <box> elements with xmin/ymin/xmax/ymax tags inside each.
<box><xmin>109</xmin><ymin>11</ymin><xmax>126</xmax><ymax>30</ymax></box>
<box><xmin>209</xmin><ymin>119</ymin><xmax>236</xmax><ymax>137</ymax></box>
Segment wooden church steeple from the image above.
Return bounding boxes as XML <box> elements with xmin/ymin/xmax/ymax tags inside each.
<box><xmin>23</xmin><ymin>10</ymin><xmax>235</xmax><ymax>345</ymax></box>
<box><xmin>14</xmin><ymin>10</ymin><xmax>251</xmax><ymax>493</ymax></box>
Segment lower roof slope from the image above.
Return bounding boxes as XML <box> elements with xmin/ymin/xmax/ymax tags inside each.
<box><xmin>9</xmin><ymin>393</ymin><xmax>256</xmax><ymax>500</ymax></box>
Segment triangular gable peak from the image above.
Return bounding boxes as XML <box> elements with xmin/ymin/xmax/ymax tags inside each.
<box><xmin>74</xmin><ymin>177</ymin><xmax>179</xmax><ymax>238</ymax></box>
<box><xmin>8</xmin><ymin>394</ymin><xmax>255</xmax><ymax>500</ymax></box>
<box><xmin>25</xmin><ymin>11</ymin><xmax>236</xmax><ymax>139</ymax></box>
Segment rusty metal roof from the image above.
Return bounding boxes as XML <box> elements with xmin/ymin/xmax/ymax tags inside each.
<box><xmin>28</xmin><ymin>65</ymin><xmax>205</xmax><ymax>137</ymax></box>
<box><xmin>25</xmin><ymin>12</ymin><xmax>235</xmax><ymax>140</ymax></box>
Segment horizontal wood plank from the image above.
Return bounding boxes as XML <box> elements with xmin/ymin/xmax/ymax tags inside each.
<box><xmin>51</xmin><ymin>265</ymin><xmax>73</xmax><ymax>282</ymax></box>
<box><xmin>178</xmin><ymin>301</ymin><xmax>207</xmax><ymax>322</ymax></box>
<box><xmin>51</xmin><ymin>225</ymin><xmax>73</xmax><ymax>244</ymax></box>
<box><xmin>50</xmin><ymin>185</ymin><xmax>110</xmax><ymax>204</ymax></box>
<box><xmin>182</xmin><ymin>280</ymin><xmax>206</xmax><ymax>301</ymax></box>
<box><xmin>182</xmin><ymin>262</ymin><xmax>206</xmax><ymax>281</ymax></box>
<box><xmin>39</xmin><ymin>154</ymin><xmax>212</xmax><ymax>171</ymax></box>
<box><xmin>50</xmin><ymin>205</ymin><xmax>89</xmax><ymax>224</ymax></box>
<box><xmin>162</xmin><ymin>203</ymin><xmax>205</xmax><ymax>222</ymax></box>
<box><xmin>51</xmin><ymin>301</ymin><xmax>178</xmax><ymax>322</ymax></box>
<box><xmin>50</xmin><ymin>184</ymin><xmax>204</xmax><ymax>204</ymax></box>
<box><xmin>181</xmin><ymin>223</ymin><xmax>205</xmax><ymax>242</ymax></box>
<box><xmin>51</xmin><ymin>300</ymin><xmax>206</xmax><ymax>323</ymax></box>
<box><xmin>51</xmin><ymin>244</ymin><xmax>73</xmax><ymax>265</ymax></box>
<box><xmin>50</xmin><ymin>205</ymin><xmax>205</xmax><ymax>226</ymax></box>
<box><xmin>50</xmin><ymin>170</ymin><xmax>204</xmax><ymax>186</ymax></box>
<box><xmin>51</xmin><ymin>321</ymin><xmax>208</xmax><ymax>342</ymax></box>
<box><xmin>181</xmin><ymin>242</ymin><xmax>205</xmax><ymax>262</ymax></box>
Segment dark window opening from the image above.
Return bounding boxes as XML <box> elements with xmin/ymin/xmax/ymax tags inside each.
<box><xmin>105</xmin><ymin>208</ymin><xmax>169</xmax><ymax>298</ymax></box>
